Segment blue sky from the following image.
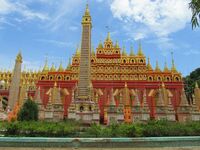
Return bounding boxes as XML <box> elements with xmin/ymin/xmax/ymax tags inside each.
<box><xmin>0</xmin><ymin>0</ymin><xmax>199</xmax><ymax>76</ymax></box>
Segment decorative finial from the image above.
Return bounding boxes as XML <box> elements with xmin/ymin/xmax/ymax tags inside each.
<box><xmin>50</xmin><ymin>63</ymin><xmax>56</xmax><ymax>72</ymax></box>
<box><xmin>75</xmin><ymin>44</ymin><xmax>80</xmax><ymax>56</ymax></box>
<box><xmin>147</xmin><ymin>57</ymin><xmax>153</xmax><ymax>70</ymax></box>
<box><xmin>155</xmin><ymin>60</ymin><xmax>161</xmax><ymax>72</ymax></box>
<box><xmin>115</xmin><ymin>40</ymin><xmax>119</xmax><ymax>48</ymax></box>
<box><xmin>106</xmin><ymin>32</ymin><xmax>111</xmax><ymax>41</ymax></box>
<box><xmin>137</xmin><ymin>41</ymin><xmax>144</xmax><ymax>56</ymax></box>
<box><xmin>130</xmin><ymin>44</ymin><xmax>134</xmax><ymax>56</ymax></box>
<box><xmin>67</xmin><ymin>58</ymin><xmax>71</xmax><ymax>70</ymax></box>
<box><xmin>164</xmin><ymin>61</ymin><xmax>169</xmax><ymax>72</ymax></box>
<box><xmin>122</xmin><ymin>46</ymin><xmax>127</xmax><ymax>56</ymax></box>
<box><xmin>58</xmin><ymin>61</ymin><xmax>64</xmax><ymax>72</ymax></box>
<box><xmin>42</xmin><ymin>57</ymin><xmax>49</xmax><ymax>72</ymax></box>
<box><xmin>91</xmin><ymin>45</ymin><xmax>95</xmax><ymax>55</ymax></box>
<box><xmin>84</xmin><ymin>3</ymin><xmax>90</xmax><ymax>16</ymax></box>
<box><xmin>125</xmin><ymin>82</ymin><xmax>127</xmax><ymax>88</ymax></box>
<box><xmin>54</xmin><ymin>82</ymin><xmax>57</xmax><ymax>87</ymax></box>
<box><xmin>98</xmin><ymin>40</ymin><xmax>103</xmax><ymax>48</ymax></box>
<box><xmin>16</xmin><ymin>51</ymin><xmax>23</xmax><ymax>63</ymax></box>
<box><xmin>171</xmin><ymin>52</ymin><xmax>177</xmax><ymax>72</ymax></box>
<box><xmin>161</xmin><ymin>82</ymin><xmax>165</xmax><ymax>88</ymax></box>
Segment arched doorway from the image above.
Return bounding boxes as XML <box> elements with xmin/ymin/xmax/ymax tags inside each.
<box><xmin>1</xmin><ymin>97</ymin><xmax>8</xmax><ymax>110</ymax></box>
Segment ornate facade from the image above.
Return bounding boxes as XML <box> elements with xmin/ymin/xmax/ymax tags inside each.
<box><xmin>0</xmin><ymin>5</ymin><xmax>200</xmax><ymax>124</ymax></box>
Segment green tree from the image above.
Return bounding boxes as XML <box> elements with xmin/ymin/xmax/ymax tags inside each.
<box><xmin>189</xmin><ymin>0</ymin><xmax>200</xmax><ymax>29</ymax></box>
<box><xmin>17</xmin><ymin>99</ymin><xmax>38</xmax><ymax>121</ymax></box>
<box><xmin>184</xmin><ymin>68</ymin><xmax>200</xmax><ymax>102</ymax></box>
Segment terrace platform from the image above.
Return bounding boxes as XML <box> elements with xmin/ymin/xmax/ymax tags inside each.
<box><xmin>0</xmin><ymin>136</ymin><xmax>200</xmax><ymax>149</ymax></box>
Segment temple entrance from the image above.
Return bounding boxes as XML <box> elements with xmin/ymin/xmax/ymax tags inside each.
<box><xmin>1</xmin><ymin>97</ymin><xmax>8</xmax><ymax>110</ymax></box>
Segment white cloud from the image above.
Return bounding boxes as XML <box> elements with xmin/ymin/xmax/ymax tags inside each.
<box><xmin>0</xmin><ymin>0</ymin><xmax>49</xmax><ymax>25</ymax></box>
<box><xmin>110</xmin><ymin>0</ymin><xmax>191</xmax><ymax>38</ymax></box>
<box><xmin>147</xmin><ymin>37</ymin><xmax>176</xmax><ymax>56</ymax></box>
<box><xmin>0</xmin><ymin>0</ymin><xmax>14</xmax><ymax>14</ymax></box>
<box><xmin>35</xmin><ymin>39</ymin><xmax>74</xmax><ymax>48</ymax></box>
<box><xmin>45</xmin><ymin>0</ymin><xmax>83</xmax><ymax>31</ymax></box>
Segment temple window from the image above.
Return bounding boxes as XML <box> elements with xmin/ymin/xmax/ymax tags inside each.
<box><xmin>175</xmin><ymin>77</ymin><xmax>179</xmax><ymax>81</ymax></box>
<box><xmin>157</xmin><ymin>76</ymin><xmax>161</xmax><ymax>81</ymax></box>
<box><xmin>49</xmin><ymin>76</ymin><xmax>53</xmax><ymax>80</ymax></box>
<box><xmin>149</xmin><ymin>77</ymin><xmax>153</xmax><ymax>81</ymax></box>
<box><xmin>116</xmin><ymin>51</ymin><xmax>118</xmax><ymax>54</ymax></box>
<box><xmin>91</xmin><ymin>59</ymin><xmax>94</xmax><ymax>63</ymax></box>
<box><xmin>89</xmin><ymin>106</ymin><xmax>92</xmax><ymax>111</ymax></box>
<box><xmin>41</xmin><ymin>76</ymin><xmax>45</xmax><ymax>80</ymax></box>
<box><xmin>80</xmin><ymin>106</ymin><xmax>84</xmax><ymax>112</ymax></box>
<box><xmin>140</xmin><ymin>59</ymin><xmax>144</xmax><ymax>63</ymax></box>
<box><xmin>123</xmin><ymin>59</ymin><xmax>126</xmax><ymax>63</ymax></box>
<box><xmin>57</xmin><ymin>76</ymin><xmax>62</xmax><ymax>80</ymax></box>
<box><xmin>107</xmin><ymin>44</ymin><xmax>110</xmax><ymax>48</ymax></box>
<box><xmin>166</xmin><ymin>77</ymin><xmax>170</xmax><ymax>81</ymax></box>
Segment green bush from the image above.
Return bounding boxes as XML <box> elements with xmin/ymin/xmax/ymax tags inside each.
<box><xmin>5</xmin><ymin>122</ymin><xmax>19</xmax><ymax>136</ymax></box>
<box><xmin>17</xmin><ymin>99</ymin><xmax>38</xmax><ymax>121</ymax></box>
<box><xmin>83</xmin><ymin>123</ymin><xmax>102</xmax><ymax>137</ymax></box>
<box><xmin>1</xmin><ymin>120</ymin><xmax>200</xmax><ymax>137</ymax></box>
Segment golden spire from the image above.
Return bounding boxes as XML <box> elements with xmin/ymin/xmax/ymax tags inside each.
<box><xmin>42</xmin><ymin>58</ymin><xmax>49</xmax><ymax>72</ymax></box>
<box><xmin>82</xmin><ymin>3</ymin><xmax>91</xmax><ymax>25</ymax></box>
<box><xmin>75</xmin><ymin>45</ymin><xmax>80</xmax><ymax>56</ymax></box>
<box><xmin>85</xmin><ymin>3</ymin><xmax>90</xmax><ymax>16</ymax></box>
<box><xmin>125</xmin><ymin>82</ymin><xmax>128</xmax><ymax>88</ymax></box>
<box><xmin>67</xmin><ymin>58</ymin><xmax>71</xmax><ymax>70</ymax></box>
<box><xmin>155</xmin><ymin>60</ymin><xmax>161</xmax><ymax>72</ymax></box>
<box><xmin>106</xmin><ymin>32</ymin><xmax>111</xmax><ymax>41</ymax></box>
<box><xmin>164</xmin><ymin>61</ymin><xmax>169</xmax><ymax>72</ymax></box>
<box><xmin>130</xmin><ymin>44</ymin><xmax>134</xmax><ymax>56</ymax></box>
<box><xmin>171</xmin><ymin>52</ymin><xmax>177</xmax><ymax>72</ymax></box>
<box><xmin>91</xmin><ymin>46</ymin><xmax>95</xmax><ymax>55</ymax></box>
<box><xmin>54</xmin><ymin>81</ymin><xmax>57</xmax><ymax>87</ymax></box>
<box><xmin>16</xmin><ymin>51</ymin><xmax>23</xmax><ymax>63</ymax></box>
<box><xmin>161</xmin><ymin>82</ymin><xmax>165</xmax><ymax>88</ymax></box>
<box><xmin>58</xmin><ymin>61</ymin><xmax>64</xmax><ymax>72</ymax></box>
<box><xmin>115</xmin><ymin>40</ymin><xmax>119</xmax><ymax>48</ymax></box>
<box><xmin>50</xmin><ymin>63</ymin><xmax>56</xmax><ymax>72</ymax></box>
<box><xmin>147</xmin><ymin>57</ymin><xmax>153</xmax><ymax>70</ymax></box>
<box><xmin>137</xmin><ymin>41</ymin><xmax>144</xmax><ymax>56</ymax></box>
<box><xmin>98</xmin><ymin>40</ymin><xmax>103</xmax><ymax>48</ymax></box>
<box><xmin>122</xmin><ymin>46</ymin><xmax>127</xmax><ymax>56</ymax></box>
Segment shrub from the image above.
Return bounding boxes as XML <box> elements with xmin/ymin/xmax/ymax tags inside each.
<box><xmin>17</xmin><ymin>99</ymin><xmax>38</xmax><ymax>121</ymax></box>
<box><xmin>118</xmin><ymin>123</ymin><xmax>136</xmax><ymax>137</ymax></box>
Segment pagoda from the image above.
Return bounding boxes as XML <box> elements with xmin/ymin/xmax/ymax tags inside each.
<box><xmin>0</xmin><ymin>4</ymin><xmax>200</xmax><ymax>124</ymax></box>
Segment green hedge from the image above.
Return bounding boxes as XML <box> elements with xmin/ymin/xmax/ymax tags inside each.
<box><xmin>1</xmin><ymin>120</ymin><xmax>200</xmax><ymax>137</ymax></box>
<box><xmin>0</xmin><ymin>120</ymin><xmax>80</xmax><ymax>137</ymax></box>
<box><xmin>83</xmin><ymin>120</ymin><xmax>200</xmax><ymax>137</ymax></box>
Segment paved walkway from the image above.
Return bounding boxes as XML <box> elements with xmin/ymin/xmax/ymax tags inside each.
<box><xmin>0</xmin><ymin>147</ymin><xmax>200</xmax><ymax>150</ymax></box>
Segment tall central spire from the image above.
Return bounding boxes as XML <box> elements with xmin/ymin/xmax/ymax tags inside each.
<box><xmin>77</xmin><ymin>4</ymin><xmax>92</xmax><ymax>99</ymax></box>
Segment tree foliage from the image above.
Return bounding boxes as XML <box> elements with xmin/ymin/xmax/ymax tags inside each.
<box><xmin>189</xmin><ymin>0</ymin><xmax>200</xmax><ymax>29</ymax></box>
<box><xmin>17</xmin><ymin>99</ymin><xmax>38</xmax><ymax>121</ymax></box>
<box><xmin>184</xmin><ymin>68</ymin><xmax>200</xmax><ymax>102</ymax></box>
